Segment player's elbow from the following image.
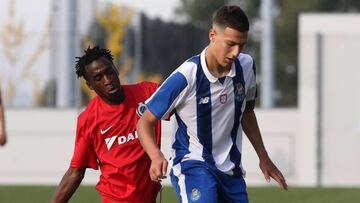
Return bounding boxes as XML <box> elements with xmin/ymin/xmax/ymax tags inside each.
<box><xmin>68</xmin><ymin>167</ymin><xmax>86</xmax><ymax>182</ymax></box>
<box><xmin>136</xmin><ymin>115</ymin><xmax>145</xmax><ymax>138</ymax></box>
<box><xmin>137</xmin><ymin>110</ymin><xmax>157</xmax><ymax>129</ymax></box>
<box><xmin>136</xmin><ymin>110</ymin><xmax>157</xmax><ymax>142</ymax></box>
<box><xmin>136</xmin><ymin>115</ymin><xmax>145</xmax><ymax>133</ymax></box>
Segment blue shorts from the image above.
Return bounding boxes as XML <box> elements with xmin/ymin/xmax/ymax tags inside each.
<box><xmin>170</xmin><ymin>160</ymin><xmax>248</xmax><ymax>203</ymax></box>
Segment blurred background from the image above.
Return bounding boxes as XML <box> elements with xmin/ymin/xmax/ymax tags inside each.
<box><xmin>0</xmin><ymin>0</ymin><xmax>360</xmax><ymax>202</ymax></box>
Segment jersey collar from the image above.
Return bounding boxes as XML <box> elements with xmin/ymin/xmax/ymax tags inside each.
<box><xmin>200</xmin><ymin>47</ymin><xmax>236</xmax><ymax>83</ymax></box>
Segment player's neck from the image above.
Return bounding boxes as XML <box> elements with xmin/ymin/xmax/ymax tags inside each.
<box><xmin>205</xmin><ymin>48</ymin><xmax>231</xmax><ymax>78</ymax></box>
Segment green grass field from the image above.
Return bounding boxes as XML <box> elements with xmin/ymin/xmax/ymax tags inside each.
<box><xmin>0</xmin><ymin>186</ymin><xmax>359</xmax><ymax>203</ymax></box>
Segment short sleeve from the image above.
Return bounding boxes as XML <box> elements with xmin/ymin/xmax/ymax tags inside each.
<box><xmin>146</xmin><ymin>72</ymin><xmax>188</xmax><ymax>120</ymax></box>
<box><xmin>70</xmin><ymin>118</ymin><xmax>98</xmax><ymax>170</ymax></box>
<box><xmin>139</xmin><ymin>82</ymin><xmax>163</xmax><ymax>145</ymax></box>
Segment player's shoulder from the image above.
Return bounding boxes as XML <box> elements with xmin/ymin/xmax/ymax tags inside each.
<box><xmin>237</xmin><ymin>53</ymin><xmax>255</xmax><ymax>72</ymax></box>
<box><xmin>172</xmin><ymin>54</ymin><xmax>200</xmax><ymax>81</ymax></box>
<box><xmin>238</xmin><ymin>53</ymin><xmax>254</xmax><ymax>66</ymax></box>
<box><xmin>123</xmin><ymin>81</ymin><xmax>160</xmax><ymax>97</ymax></box>
<box><xmin>183</xmin><ymin>54</ymin><xmax>201</xmax><ymax>70</ymax></box>
<box><xmin>136</xmin><ymin>81</ymin><xmax>160</xmax><ymax>90</ymax></box>
<box><xmin>77</xmin><ymin>96</ymin><xmax>100</xmax><ymax>124</ymax></box>
<box><xmin>186</xmin><ymin>54</ymin><xmax>201</xmax><ymax>65</ymax></box>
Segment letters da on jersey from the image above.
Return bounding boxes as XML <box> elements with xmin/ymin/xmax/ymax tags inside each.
<box><xmin>103</xmin><ymin>102</ymin><xmax>147</xmax><ymax>151</ymax></box>
<box><xmin>104</xmin><ymin>131</ymin><xmax>139</xmax><ymax>150</ymax></box>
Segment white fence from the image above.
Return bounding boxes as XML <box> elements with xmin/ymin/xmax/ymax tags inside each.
<box><xmin>299</xmin><ymin>14</ymin><xmax>360</xmax><ymax>186</ymax></box>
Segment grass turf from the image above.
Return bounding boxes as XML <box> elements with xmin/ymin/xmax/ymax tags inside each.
<box><xmin>0</xmin><ymin>186</ymin><xmax>359</xmax><ymax>203</ymax></box>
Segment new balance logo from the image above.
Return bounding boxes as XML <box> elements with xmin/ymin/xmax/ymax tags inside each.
<box><xmin>198</xmin><ymin>97</ymin><xmax>210</xmax><ymax>104</ymax></box>
<box><xmin>104</xmin><ymin>131</ymin><xmax>139</xmax><ymax>150</ymax></box>
<box><xmin>100</xmin><ymin>125</ymin><xmax>113</xmax><ymax>135</ymax></box>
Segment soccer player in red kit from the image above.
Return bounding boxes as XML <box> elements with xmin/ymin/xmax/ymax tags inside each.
<box><xmin>51</xmin><ymin>46</ymin><xmax>161</xmax><ymax>203</ymax></box>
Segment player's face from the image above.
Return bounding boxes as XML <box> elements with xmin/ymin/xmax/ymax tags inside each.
<box><xmin>209</xmin><ymin>26</ymin><xmax>248</xmax><ymax>68</ymax></box>
<box><xmin>84</xmin><ymin>57</ymin><xmax>122</xmax><ymax>104</ymax></box>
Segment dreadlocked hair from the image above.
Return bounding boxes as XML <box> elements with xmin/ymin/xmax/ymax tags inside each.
<box><xmin>75</xmin><ymin>46</ymin><xmax>114</xmax><ymax>78</ymax></box>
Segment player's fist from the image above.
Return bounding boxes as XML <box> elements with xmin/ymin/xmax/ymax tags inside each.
<box><xmin>149</xmin><ymin>152</ymin><xmax>168</xmax><ymax>182</ymax></box>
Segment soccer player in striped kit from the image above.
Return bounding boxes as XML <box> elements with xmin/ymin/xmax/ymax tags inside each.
<box><xmin>137</xmin><ymin>5</ymin><xmax>287</xmax><ymax>203</ymax></box>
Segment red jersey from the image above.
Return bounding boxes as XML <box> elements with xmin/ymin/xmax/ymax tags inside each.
<box><xmin>70</xmin><ymin>82</ymin><xmax>161</xmax><ymax>203</ymax></box>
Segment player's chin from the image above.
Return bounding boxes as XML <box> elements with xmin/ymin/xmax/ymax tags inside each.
<box><xmin>221</xmin><ymin>59</ymin><xmax>232</xmax><ymax>67</ymax></box>
<box><xmin>221</xmin><ymin>62</ymin><xmax>232</xmax><ymax>69</ymax></box>
<box><xmin>108</xmin><ymin>87</ymin><xmax>119</xmax><ymax>94</ymax></box>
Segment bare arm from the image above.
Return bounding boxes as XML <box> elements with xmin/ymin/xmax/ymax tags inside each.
<box><xmin>136</xmin><ymin>110</ymin><xmax>167</xmax><ymax>182</ymax></box>
<box><xmin>51</xmin><ymin>167</ymin><xmax>86</xmax><ymax>203</ymax></box>
<box><xmin>0</xmin><ymin>91</ymin><xmax>6</xmax><ymax>146</ymax></box>
<box><xmin>242</xmin><ymin>101</ymin><xmax>288</xmax><ymax>190</ymax></box>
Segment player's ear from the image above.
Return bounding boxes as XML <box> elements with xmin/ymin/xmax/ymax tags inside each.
<box><xmin>209</xmin><ymin>28</ymin><xmax>216</xmax><ymax>43</ymax></box>
<box><xmin>113</xmin><ymin>65</ymin><xmax>119</xmax><ymax>76</ymax></box>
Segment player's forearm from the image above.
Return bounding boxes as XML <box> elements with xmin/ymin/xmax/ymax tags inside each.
<box><xmin>137</xmin><ymin>111</ymin><xmax>163</xmax><ymax>160</ymax></box>
<box><xmin>242</xmin><ymin>110</ymin><xmax>269</xmax><ymax>160</ymax></box>
<box><xmin>0</xmin><ymin>106</ymin><xmax>6</xmax><ymax>146</ymax></box>
<box><xmin>51</xmin><ymin>167</ymin><xmax>85</xmax><ymax>203</ymax></box>
<box><xmin>0</xmin><ymin>106</ymin><xmax>5</xmax><ymax>133</ymax></box>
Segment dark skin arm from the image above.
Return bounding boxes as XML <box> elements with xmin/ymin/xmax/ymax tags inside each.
<box><xmin>0</xmin><ymin>104</ymin><xmax>6</xmax><ymax>146</ymax></box>
<box><xmin>0</xmin><ymin>89</ymin><xmax>6</xmax><ymax>146</ymax></box>
<box><xmin>242</xmin><ymin>100</ymin><xmax>288</xmax><ymax>190</ymax></box>
<box><xmin>51</xmin><ymin>167</ymin><xmax>86</xmax><ymax>203</ymax></box>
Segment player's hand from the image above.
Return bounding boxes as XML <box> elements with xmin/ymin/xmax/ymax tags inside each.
<box><xmin>0</xmin><ymin>132</ymin><xmax>6</xmax><ymax>146</ymax></box>
<box><xmin>259</xmin><ymin>157</ymin><xmax>288</xmax><ymax>190</ymax></box>
<box><xmin>149</xmin><ymin>151</ymin><xmax>168</xmax><ymax>182</ymax></box>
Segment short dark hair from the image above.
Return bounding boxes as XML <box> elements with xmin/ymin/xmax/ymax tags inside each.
<box><xmin>213</xmin><ymin>5</ymin><xmax>249</xmax><ymax>32</ymax></box>
<box><xmin>75</xmin><ymin>46</ymin><xmax>114</xmax><ymax>78</ymax></box>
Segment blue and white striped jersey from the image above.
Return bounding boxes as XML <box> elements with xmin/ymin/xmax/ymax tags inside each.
<box><xmin>146</xmin><ymin>48</ymin><xmax>257</xmax><ymax>176</ymax></box>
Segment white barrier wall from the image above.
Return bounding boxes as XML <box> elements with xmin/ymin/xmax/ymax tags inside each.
<box><xmin>0</xmin><ymin>109</ymin><xmax>299</xmax><ymax>186</ymax></box>
<box><xmin>241</xmin><ymin>109</ymin><xmax>299</xmax><ymax>186</ymax></box>
<box><xmin>0</xmin><ymin>109</ymin><xmax>89</xmax><ymax>185</ymax></box>
<box><xmin>299</xmin><ymin>14</ymin><xmax>360</xmax><ymax>186</ymax></box>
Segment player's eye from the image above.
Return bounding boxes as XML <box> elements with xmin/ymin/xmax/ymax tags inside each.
<box><xmin>226</xmin><ymin>42</ymin><xmax>235</xmax><ymax>47</ymax></box>
<box><xmin>94</xmin><ymin>75</ymin><xmax>102</xmax><ymax>81</ymax></box>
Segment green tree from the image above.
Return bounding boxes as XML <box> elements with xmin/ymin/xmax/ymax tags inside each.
<box><xmin>317</xmin><ymin>0</ymin><xmax>360</xmax><ymax>11</ymax></box>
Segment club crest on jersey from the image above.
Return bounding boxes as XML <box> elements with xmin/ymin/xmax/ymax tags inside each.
<box><xmin>191</xmin><ymin>188</ymin><xmax>201</xmax><ymax>201</ymax></box>
<box><xmin>235</xmin><ymin>83</ymin><xmax>245</xmax><ymax>102</ymax></box>
<box><xmin>136</xmin><ymin>102</ymin><xmax>147</xmax><ymax>117</ymax></box>
<box><xmin>220</xmin><ymin>94</ymin><xmax>227</xmax><ymax>104</ymax></box>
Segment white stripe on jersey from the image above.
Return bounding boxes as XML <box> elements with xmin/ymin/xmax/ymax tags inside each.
<box><xmin>172</xmin><ymin>164</ymin><xmax>189</xmax><ymax>203</ymax></box>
